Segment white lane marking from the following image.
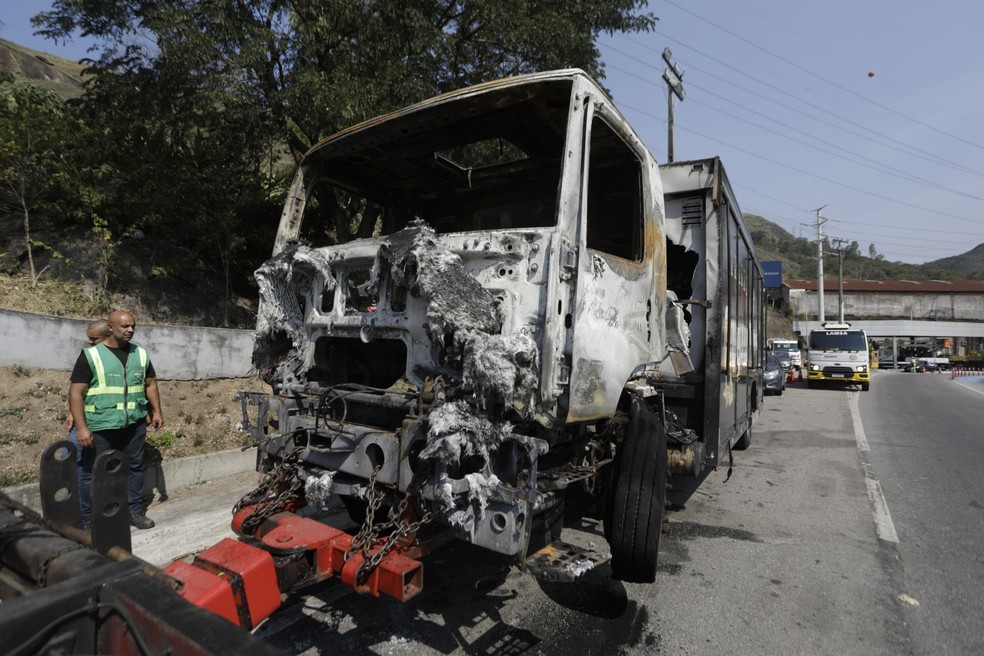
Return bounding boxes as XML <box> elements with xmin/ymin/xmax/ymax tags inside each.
<box><xmin>848</xmin><ymin>392</ymin><xmax>870</xmax><ymax>452</ymax></box>
<box><xmin>954</xmin><ymin>379</ymin><xmax>984</xmax><ymax>397</ymax></box>
<box><xmin>850</xmin><ymin>392</ymin><xmax>900</xmax><ymax>544</ymax></box>
<box><xmin>864</xmin><ymin>473</ymin><xmax>900</xmax><ymax>543</ymax></box>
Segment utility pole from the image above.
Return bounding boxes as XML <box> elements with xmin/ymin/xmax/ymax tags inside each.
<box><xmin>812</xmin><ymin>206</ymin><xmax>828</xmax><ymax>323</ymax></box>
<box><xmin>832</xmin><ymin>238</ymin><xmax>848</xmax><ymax>323</ymax></box>
<box><xmin>662</xmin><ymin>48</ymin><xmax>685</xmax><ymax>163</ymax></box>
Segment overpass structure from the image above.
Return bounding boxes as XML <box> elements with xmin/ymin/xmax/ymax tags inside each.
<box><xmin>784</xmin><ymin>279</ymin><xmax>984</xmax><ymax>364</ymax></box>
<box><xmin>792</xmin><ymin>320</ymin><xmax>984</xmax><ymax>339</ymax></box>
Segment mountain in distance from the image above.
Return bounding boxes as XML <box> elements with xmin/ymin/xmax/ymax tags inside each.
<box><xmin>0</xmin><ymin>37</ymin><xmax>86</xmax><ymax>98</ymax></box>
<box><xmin>929</xmin><ymin>243</ymin><xmax>984</xmax><ymax>279</ymax></box>
<box><xmin>744</xmin><ymin>213</ymin><xmax>984</xmax><ymax>281</ymax></box>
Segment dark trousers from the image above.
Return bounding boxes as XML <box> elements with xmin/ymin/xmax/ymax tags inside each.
<box><xmin>78</xmin><ymin>422</ymin><xmax>147</xmax><ymax>522</ymax></box>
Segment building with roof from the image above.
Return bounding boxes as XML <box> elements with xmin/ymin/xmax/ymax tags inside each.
<box><xmin>783</xmin><ymin>279</ymin><xmax>984</xmax><ymax>364</ymax></box>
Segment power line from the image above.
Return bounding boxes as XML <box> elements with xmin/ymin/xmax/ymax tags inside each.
<box><xmin>608</xmin><ymin>37</ymin><xmax>984</xmax><ymax>179</ymax></box>
<box><xmin>661</xmin><ymin>0</ymin><xmax>984</xmax><ymax>153</ymax></box>
<box><xmin>729</xmin><ymin>0</ymin><xmax>984</xmax><ymax>134</ymax></box>
<box><xmin>615</xmin><ymin>100</ymin><xmax>984</xmax><ymax>227</ymax></box>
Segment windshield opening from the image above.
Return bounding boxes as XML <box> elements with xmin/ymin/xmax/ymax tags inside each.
<box><xmin>810</xmin><ymin>331</ymin><xmax>867</xmax><ymax>351</ymax></box>
<box><xmin>295</xmin><ymin>79</ymin><xmax>573</xmax><ymax>247</ymax></box>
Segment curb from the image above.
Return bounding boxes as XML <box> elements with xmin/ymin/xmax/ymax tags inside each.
<box><xmin>2</xmin><ymin>447</ymin><xmax>258</xmax><ymax>512</ymax></box>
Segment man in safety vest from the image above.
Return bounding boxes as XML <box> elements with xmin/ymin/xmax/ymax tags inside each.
<box><xmin>69</xmin><ymin>310</ymin><xmax>165</xmax><ymax>529</ymax></box>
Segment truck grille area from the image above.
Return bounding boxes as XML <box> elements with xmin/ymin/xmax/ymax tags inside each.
<box><xmin>310</xmin><ymin>336</ymin><xmax>408</xmax><ymax>388</ymax></box>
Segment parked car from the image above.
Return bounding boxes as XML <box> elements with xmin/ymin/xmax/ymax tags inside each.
<box><xmin>764</xmin><ymin>352</ymin><xmax>786</xmax><ymax>395</ymax></box>
<box><xmin>773</xmin><ymin>350</ymin><xmax>796</xmax><ymax>382</ymax></box>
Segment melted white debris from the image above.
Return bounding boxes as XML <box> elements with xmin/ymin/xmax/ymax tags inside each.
<box><xmin>565</xmin><ymin>558</ymin><xmax>595</xmax><ymax>577</ymax></box>
<box><xmin>255</xmin><ymin>221</ymin><xmax>543</xmax><ymax>519</ymax></box>
<box><xmin>443</xmin><ymin>472</ymin><xmax>502</xmax><ymax>527</ymax></box>
<box><xmin>253</xmin><ymin>244</ymin><xmax>336</xmax><ymax>383</ymax></box>
<box><xmin>304</xmin><ymin>471</ymin><xmax>335</xmax><ymax>506</ymax></box>
<box><xmin>255</xmin><ymin>244</ymin><xmax>335</xmax><ymax>345</ymax></box>
<box><xmin>421</xmin><ymin>401</ymin><xmax>512</xmax><ymax>466</ymax></box>
<box><xmin>371</xmin><ymin>221</ymin><xmax>499</xmax><ymax>355</ymax></box>
<box><xmin>464</xmin><ymin>333</ymin><xmax>539</xmax><ymax>417</ymax></box>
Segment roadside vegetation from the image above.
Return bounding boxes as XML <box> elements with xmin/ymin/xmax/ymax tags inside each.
<box><xmin>0</xmin><ymin>365</ymin><xmax>266</xmax><ymax>487</ymax></box>
<box><xmin>2</xmin><ymin>2</ymin><xmax>658</xmax><ymax>327</ymax></box>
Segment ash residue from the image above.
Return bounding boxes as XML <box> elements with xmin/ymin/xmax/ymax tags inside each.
<box><xmin>253</xmin><ymin>244</ymin><xmax>335</xmax><ymax>384</ymax></box>
<box><xmin>371</xmin><ymin>221</ymin><xmax>500</xmax><ymax>355</ymax></box>
<box><xmin>464</xmin><ymin>333</ymin><xmax>539</xmax><ymax>417</ymax></box>
<box><xmin>663</xmin><ymin>520</ymin><xmax>762</xmax><ymax>543</ymax></box>
<box><xmin>255</xmin><ymin>244</ymin><xmax>335</xmax><ymax>343</ymax></box>
<box><xmin>422</xmin><ymin>400</ymin><xmax>514</xmax><ymax>521</ymax></box>
<box><xmin>371</xmin><ymin>222</ymin><xmax>542</xmax><ymax>518</ymax></box>
<box><xmin>420</xmin><ymin>400</ymin><xmax>513</xmax><ymax>466</ymax></box>
<box><xmin>438</xmin><ymin>472</ymin><xmax>503</xmax><ymax>528</ymax></box>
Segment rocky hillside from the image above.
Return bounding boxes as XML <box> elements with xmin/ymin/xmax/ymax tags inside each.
<box><xmin>746</xmin><ymin>212</ymin><xmax>982</xmax><ymax>281</ymax></box>
<box><xmin>0</xmin><ymin>38</ymin><xmax>85</xmax><ymax>98</ymax></box>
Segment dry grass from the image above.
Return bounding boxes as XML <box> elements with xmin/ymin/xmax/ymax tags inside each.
<box><xmin>0</xmin><ymin>273</ymin><xmax>157</xmax><ymax>324</ymax></box>
<box><xmin>0</xmin><ymin>365</ymin><xmax>267</xmax><ymax>488</ymax></box>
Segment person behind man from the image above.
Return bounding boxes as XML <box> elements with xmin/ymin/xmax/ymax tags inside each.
<box><xmin>69</xmin><ymin>310</ymin><xmax>164</xmax><ymax>530</ymax></box>
<box><xmin>65</xmin><ymin>319</ymin><xmax>111</xmax><ymax>526</ymax></box>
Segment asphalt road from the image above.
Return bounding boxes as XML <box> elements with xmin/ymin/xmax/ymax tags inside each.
<box><xmin>138</xmin><ymin>369</ymin><xmax>984</xmax><ymax>655</ymax></box>
<box><xmin>859</xmin><ymin>369</ymin><xmax>984</xmax><ymax>655</ymax></box>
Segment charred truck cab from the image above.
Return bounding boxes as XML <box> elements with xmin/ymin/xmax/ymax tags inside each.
<box><xmin>238</xmin><ymin>70</ymin><xmax>765</xmax><ymax>589</ymax></box>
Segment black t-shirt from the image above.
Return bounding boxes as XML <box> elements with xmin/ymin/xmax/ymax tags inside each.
<box><xmin>70</xmin><ymin>344</ymin><xmax>157</xmax><ymax>384</ymax></box>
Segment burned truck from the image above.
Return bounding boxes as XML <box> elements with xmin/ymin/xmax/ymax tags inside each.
<box><xmin>238</xmin><ymin>69</ymin><xmax>765</xmax><ymax>588</ymax></box>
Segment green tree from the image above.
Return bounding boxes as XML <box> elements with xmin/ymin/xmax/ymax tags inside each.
<box><xmin>0</xmin><ymin>74</ymin><xmax>75</xmax><ymax>285</ymax></box>
<box><xmin>34</xmin><ymin>0</ymin><xmax>656</xmax><ymax>161</ymax></box>
<box><xmin>31</xmin><ymin>1</ymin><xmax>655</xmax><ymax>321</ymax></box>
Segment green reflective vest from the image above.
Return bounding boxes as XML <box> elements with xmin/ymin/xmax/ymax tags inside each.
<box><xmin>83</xmin><ymin>343</ymin><xmax>150</xmax><ymax>431</ymax></box>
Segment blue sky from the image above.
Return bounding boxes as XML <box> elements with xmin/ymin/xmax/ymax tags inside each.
<box><xmin>4</xmin><ymin>1</ymin><xmax>983</xmax><ymax>266</ymax></box>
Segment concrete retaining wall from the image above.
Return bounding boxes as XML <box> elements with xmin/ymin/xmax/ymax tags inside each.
<box><xmin>0</xmin><ymin>308</ymin><xmax>256</xmax><ymax>379</ymax></box>
<box><xmin>2</xmin><ymin>447</ymin><xmax>258</xmax><ymax>512</ymax></box>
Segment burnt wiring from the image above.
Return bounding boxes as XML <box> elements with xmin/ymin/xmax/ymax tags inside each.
<box><xmin>657</xmin><ymin>396</ymin><xmax>699</xmax><ymax>446</ymax></box>
<box><xmin>315</xmin><ymin>382</ymin><xmax>420</xmax><ymax>435</ymax></box>
<box><xmin>665</xmin><ymin>411</ymin><xmax>699</xmax><ymax>445</ymax></box>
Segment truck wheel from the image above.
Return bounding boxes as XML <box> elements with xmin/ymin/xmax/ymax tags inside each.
<box><xmin>807</xmin><ymin>380</ymin><xmax>817</xmax><ymax>389</ymax></box>
<box><xmin>861</xmin><ymin>382</ymin><xmax>870</xmax><ymax>391</ymax></box>
<box><xmin>734</xmin><ymin>426</ymin><xmax>751</xmax><ymax>450</ymax></box>
<box><xmin>604</xmin><ymin>397</ymin><xmax>667</xmax><ymax>584</ymax></box>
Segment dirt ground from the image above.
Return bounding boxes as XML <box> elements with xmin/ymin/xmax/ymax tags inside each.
<box><xmin>0</xmin><ymin>365</ymin><xmax>269</xmax><ymax>487</ymax></box>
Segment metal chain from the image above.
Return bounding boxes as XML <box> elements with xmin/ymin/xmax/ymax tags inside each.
<box><xmin>356</xmin><ymin>505</ymin><xmax>434</xmax><ymax>585</ymax></box>
<box><xmin>343</xmin><ymin>466</ymin><xmax>434</xmax><ymax>586</ymax></box>
<box><xmin>239</xmin><ymin>446</ymin><xmax>435</xmax><ymax>584</ymax></box>
<box><xmin>234</xmin><ymin>445</ymin><xmax>305</xmax><ymax>535</ymax></box>
<box><xmin>344</xmin><ymin>465</ymin><xmax>385</xmax><ymax>561</ymax></box>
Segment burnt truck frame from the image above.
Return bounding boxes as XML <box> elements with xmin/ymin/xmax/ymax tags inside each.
<box><xmin>239</xmin><ymin>69</ymin><xmax>764</xmax><ymax>585</ymax></box>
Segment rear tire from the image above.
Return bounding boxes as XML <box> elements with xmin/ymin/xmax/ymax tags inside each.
<box><xmin>734</xmin><ymin>426</ymin><xmax>751</xmax><ymax>450</ymax></box>
<box><xmin>605</xmin><ymin>397</ymin><xmax>667</xmax><ymax>584</ymax></box>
